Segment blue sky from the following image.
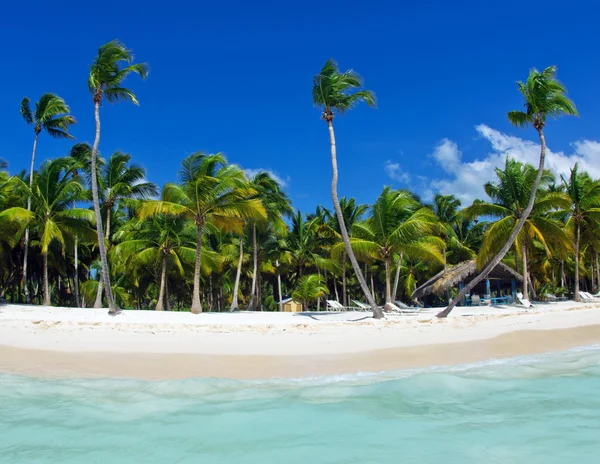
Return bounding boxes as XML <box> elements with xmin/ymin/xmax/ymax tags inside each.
<box><xmin>2</xmin><ymin>0</ymin><xmax>599</xmax><ymax>212</ymax></box>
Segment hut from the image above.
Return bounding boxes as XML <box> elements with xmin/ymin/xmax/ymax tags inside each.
<box><xmin>280</xmin><ymin>298</ymin><xmax>303</xmax><ymax>313</ymax></box>
<box><xmin>411</xmin><ymin>260</ymin><xmax>523</xmax><ymax>305</ymax></box>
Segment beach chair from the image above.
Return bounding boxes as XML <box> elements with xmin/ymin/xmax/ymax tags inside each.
<box><xmin>385</xmin><ymin>301</ymin><xmax>421</xmax><ymax>315</ymax></box>
<box><xmin>579</xmin><ymin>291</ymin><xmax>600</xmax><ymax>302</ymax></box>
<box><xmin>351</xmin><ymin>300</ymin><xmax>371</xmax><ymax>311</ymax></box>
<box><xmin>471</xmin><ymin>295</ymin><xmax>482</xmax><ymax>306</ymax></box>
<box><xmin>515</xmin><ymin>292</ymin><xmax>535</xmax><ymax>309</ymax></box>
<box><xmin>326</xmin><ymin>300</ymin><xmax>348</xmax><ymax>311</ymax></box>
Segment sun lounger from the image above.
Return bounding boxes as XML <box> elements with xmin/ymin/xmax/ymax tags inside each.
<box><xmin>579</xmin><ymin>291</ymin><xmax>600</xmax><ymax>302</ymax></box>
<box><xmin>326</xmin><ymin>300</ymin><xmax>346</xmax><ymax>311</ymax></box>
<box><xmin>385</xmin><ymin>301</ymin><xmax>421</xmax><ymax>315</ymax></box>
<box><xmin>515</xmin><ymin>292</ymin><xmax>535</xmax><ymax>309</ymax></box>
<box><xmin>351</xmin><ymin>300</ymin><xmax>372</xmax><ymax>311</ymax></box>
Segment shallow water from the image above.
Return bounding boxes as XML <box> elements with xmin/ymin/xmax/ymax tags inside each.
<box><xmin>1</xmin><ymin>346</ymin><xmax>600</xmax><ymax>463</ymax></box>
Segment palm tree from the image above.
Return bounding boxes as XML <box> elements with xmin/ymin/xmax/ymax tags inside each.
<box><xmin>12</xmin><ymin>158</ymin><xmax>94</xmax><ymax>305</ymax></box>
<box><xmin>246</xmin><ymin>172</ymin><xmax>292</xmax><ymax>310</ymax></box>
<box><xmin>438</xmin><ymin>65</ymin><xmax>577</xmax><ymax>317</ymax></box>
<box><xmin>341</xmin><ymin>187</ymin><xmax>443</xmax><ymax>303</ymax></box>
<box><xmin>464</xmin><ymin>159</ymin><xmax>571</xmax><ymax>299</ymax></box>
<box><xmin>20</xmin><ymin>93</ymin><xmax>76</xmax><ymax>303</ymax></box>
<box><xmin>292</xmin><ymin>274</ymin><xmax>328</xmax><ymax>311</ymax></box>
<box><xmin>312</xmin><ymin>59</ymin><xmax>381</xmax><ymax>318</ymax></box>
<box><xmin>138</xmin><ymin>153</ymin><xmax>266</xmax><ymax>313</ymax></box>
<box><xmin>88</xmin><ymin>39</ymin><xmax>148</xmax><ymax>314</ymax></box>
<box><xmin>113</xmin><ymin>214</ymin><xmax>203</xmax><ymax>310</ymax></box>
<box><xmin>561</xmin><ymin>164</ymin><xmax>600</xmax><ymax>301</ymax></box>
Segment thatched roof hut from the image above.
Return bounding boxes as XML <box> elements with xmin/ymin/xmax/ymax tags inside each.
<box><xmin>411</xmin><ymin>260</ymin><xmax>523</xmax><ymax>299</ymax></box>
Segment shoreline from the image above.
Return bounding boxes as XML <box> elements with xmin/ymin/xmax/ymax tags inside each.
<box><xmin>1</xmin><ymin>303</ymin><xmax>599</xmax><ymax>380</ymax></box>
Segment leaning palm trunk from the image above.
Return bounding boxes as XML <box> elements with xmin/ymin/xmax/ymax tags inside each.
<box><xmin>22</xmin><ymin>132</ymin><xmax>39</xmax><ymax>304</ymax></box>
<box><xmin>342</xmin><ymin>252</ymin><xmax>347</xmax><ymax>307</ymax></box>
<box><xmin>191</xmin><ymin>221</ymin><xmax>204</xmax><ymax>313</ymax></box>
<box><xmin>522</xmin><ymin>244</ymin><xmax>529</xmax><ymax>300</ymax></box>
<box><xmin>90</xmin><ymin>101</ymin><xmax>118</xmax><ymax>313</ymax></box>
<box><xmin>276</xmin><ymin>260</ymin><xmax>283</xmax><ymax>312</ymax></box>
<box><xmin>328</xmin><ymin>121</ymin><xmax>382</xmax><ymax>318</ymax></box>
<box><xmin>574</xmin><ymin>223</ymin><xmax>581</xmax><ymax>302</ymax></box>
<box><xmin>247</xmin><ymin>224</ymin><xmax>258</xmax><ymax>310</ymax></box>
<box><xmin>74</xmin><ymin>236</ymin><xmax>80</xmax><ymax>307</ymax></box>
<box><xmin>391</xmin><ymin>252</ymin><xmax>402</xmax><ymax>302</ymax></box>
<box><xmin>230</xmin><ymin>235</ymin><xmax>244</xmax><ymax>311</ymax></box>
<box><xmin>156</xmin><ymin>254</ymin><xmax>167</xmax><ymax>311</ymax></box>
<box><xmin>437</xmin><ymin>129</ymin><xmax>548</xmax><ymax>317</ymax></box>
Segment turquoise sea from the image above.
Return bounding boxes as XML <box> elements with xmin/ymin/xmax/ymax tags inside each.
<box><xmin>1</xmin><ymin>346</ymin><xmax>600</xmax><ymax>463</ymax></box>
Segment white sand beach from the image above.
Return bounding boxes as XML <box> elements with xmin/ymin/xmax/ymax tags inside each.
<box><xmin>1</xmin><ymin>301</ymin><xmax>599</xmax><ymax>379</ymax></box>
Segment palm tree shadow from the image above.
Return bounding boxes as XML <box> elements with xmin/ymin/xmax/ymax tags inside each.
<box><xmin>293</xmin><ymin>312</ymin><xmax>371</xmax><ymax>322</ymax></box>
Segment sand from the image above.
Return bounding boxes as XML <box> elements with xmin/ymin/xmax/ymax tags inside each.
<box><xmin>0</xmin><ymin>301</ymin><xmax>599</xmax><ymax>379</ymax></box>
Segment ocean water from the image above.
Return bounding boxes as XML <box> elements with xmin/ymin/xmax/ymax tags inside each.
<box><xmin>1</xmin><ymin>347</ymin><xmax>600</xmax><ymax>464</ymax></box>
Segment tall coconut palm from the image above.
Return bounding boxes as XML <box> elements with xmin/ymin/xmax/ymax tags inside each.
<box><xmin>337</xmin><ymin>187</ymin><xmax>443</xmax><ymax>303</ymax></box>
<box><xmin>312</xmin><ymin>59</ymin><xmax>381</xmax><ymax>318</ymax></box>
<box><xmin>246</xmin><ymin>172</ymin><xmax>292</xmax><ymax>310</ymax></box>
<box><xmin>12</xmin><ymin>158</ymin><xmax>94</xmax><ymax>305</ymax></box>
<box><xmin>560</xmin><ymin>164</ymin><xmax>600</xmax><ymax>301</ymax></box>
<box><xmin>438</xmin><ymin>65</ymin><xmax>577</xmax><ymax>317</ymax></box>
<box><xmin>20</xmin><ymin>93</ymin><xmax>76</xmax><ymax>303</ymax></box>
<box><xmin>464</xmin><ymin>159</ymin><xmax>571</xmax><ymax>299</ymax></box>
<box><xmin>88</xmin><ymin>39</ymin><xmax>148</xmax><ymax>314</ymax></box>
<box><xmin>138</xmin><ymin>153</ymin><xmax>266</xmax><ymax>313</ymax></box>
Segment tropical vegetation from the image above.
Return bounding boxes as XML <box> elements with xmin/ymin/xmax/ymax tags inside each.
<box><xmin>2</xmin><ymin>41</ymin><xmax>592</xmax><ymax>316</ymax></box>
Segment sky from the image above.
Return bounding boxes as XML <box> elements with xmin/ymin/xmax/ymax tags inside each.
<box><xmin>1</xmin><ymin>0</ymin><xmax>599</xmax><ymax>213</ymax></box>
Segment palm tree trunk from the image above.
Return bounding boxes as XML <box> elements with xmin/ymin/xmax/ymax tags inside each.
<box><xmin>370</xmin><ymin>270</ymin><xmax>376</xmax><ymax>304</ymax></box>
<box><xmin>94</xmin><ymin>278</ymin><xmax>103</xmax><ymax>308</ymax></box>
<box><xmin>327</xmin><ymin>120</ymin><xmax>382</xmax><ymax>318</ymax></box>
<box><xmin>277</xmin><ymin>260</ymin><xmax>283</xmax><ymax>312</ymax></box>
<box><xmin>561</xmin><ymin>260</ymin><xmax>565</xmax><ymax>288</ymax></box>
<box><xmin>595</xmin><ymin>251</ymin><xmax>600</xmax><ymax>292</ymax></box>
<box><xmin>248</xmin><ymin>224</ymin><xmax>258</xmax><ymax>310</ymax></box>
<box><xmin>342</xmin><ymin>252</ymin><xmax>347</xmax><ymax>307</ymax></box>
<box><xmin>90</xmin><ymin>100</ymin><xmax>117</xmax><ymax>314</ymax></box>
<box><xmin>522</xmin><ymin>243</ymin><xmax>529</xmax><ymax>300</ymax></box>
<box><xmin>22</xmin><ymin>132</ymin><xmax>39</xmax><ymax>304</ymax></box>
<box><xmin>105</xmin><ymin>208</ymin><xmax>112</xmax><ymax>240</ymax></box>
<box><xmin>74</xmin><ymin>236</ymin><xmax>80</xmax><ymax>307</ymax></box>
<box><xmin>384</xmin><ymin>256</ymin><xmax>392</xmax><ymax>302</ymax></box>
<box><xmin>438</xmin><ymin>127</ymin><xmax>548</xmax><ymax>317</ymax></box>
<box><xmin>392</xmin><ymin>252</ymin><xmax>402</xmax><ymax>302</ymax></box>
<box><xmin>230</xmin><ymin>234</ymin><xmax>244</xmax><ymax>311</ymax></box>
<box><xmin>334</xmin><ymin>277</ymin><xmax>340</xmax><ymax>303</ymax></box>
<box><xmin>156</xmin><ymin>253</ymin><xmax>167</xmax><ymax>311</ymax></box>
<box><xmin>43</xmin><ymin>251</ymin><xmax>50</xmax><ymax>306</ymax></box>
<box><xmin>191</xmin><ymin>220</ymin><xmax>204</xmax><ymax>313</ymax></box>
<box><xmin>574</xmin><ymin>223</ymin><xmax>581</xmax><ymax>302</ymax></box>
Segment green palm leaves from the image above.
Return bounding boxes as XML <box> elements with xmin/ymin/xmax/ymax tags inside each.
<box><xmin>507</xmin><ymin>66</ymin><xmax>578</xmax><ymax>130</ymax></box>
<box><xmin>312</xmin><ymin>59</ymin><xmax>376</xmax><ymax>120</ymax></box>
<box><xmin>21</xmin><ymin>93</ymin><xmax>76</xmax><ymax>138</ymax></box>
<box><xmin>88</xmin><ymin>39</ymin><xmax>148</xmax><ymax>104</ymax></box>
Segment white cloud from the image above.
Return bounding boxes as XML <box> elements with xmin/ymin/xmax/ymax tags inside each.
<box><xmin>384</xmin><ymin>160</ymin><xmax>410</xmax><ymax>184</ymax></box>
<box><xmin>428</xmin><ymin>125</ymin><xmax>600</xmax><ymax>205</ymax></box>
<box><xmin>244</xmin><ymin>168</ymin><xmax>290</xmax><ymax>188</ymax></box>
<box><xmin>431</xmin><ymin>139</ymin><xmax>461</xmax><ymax>174</ymax></box>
